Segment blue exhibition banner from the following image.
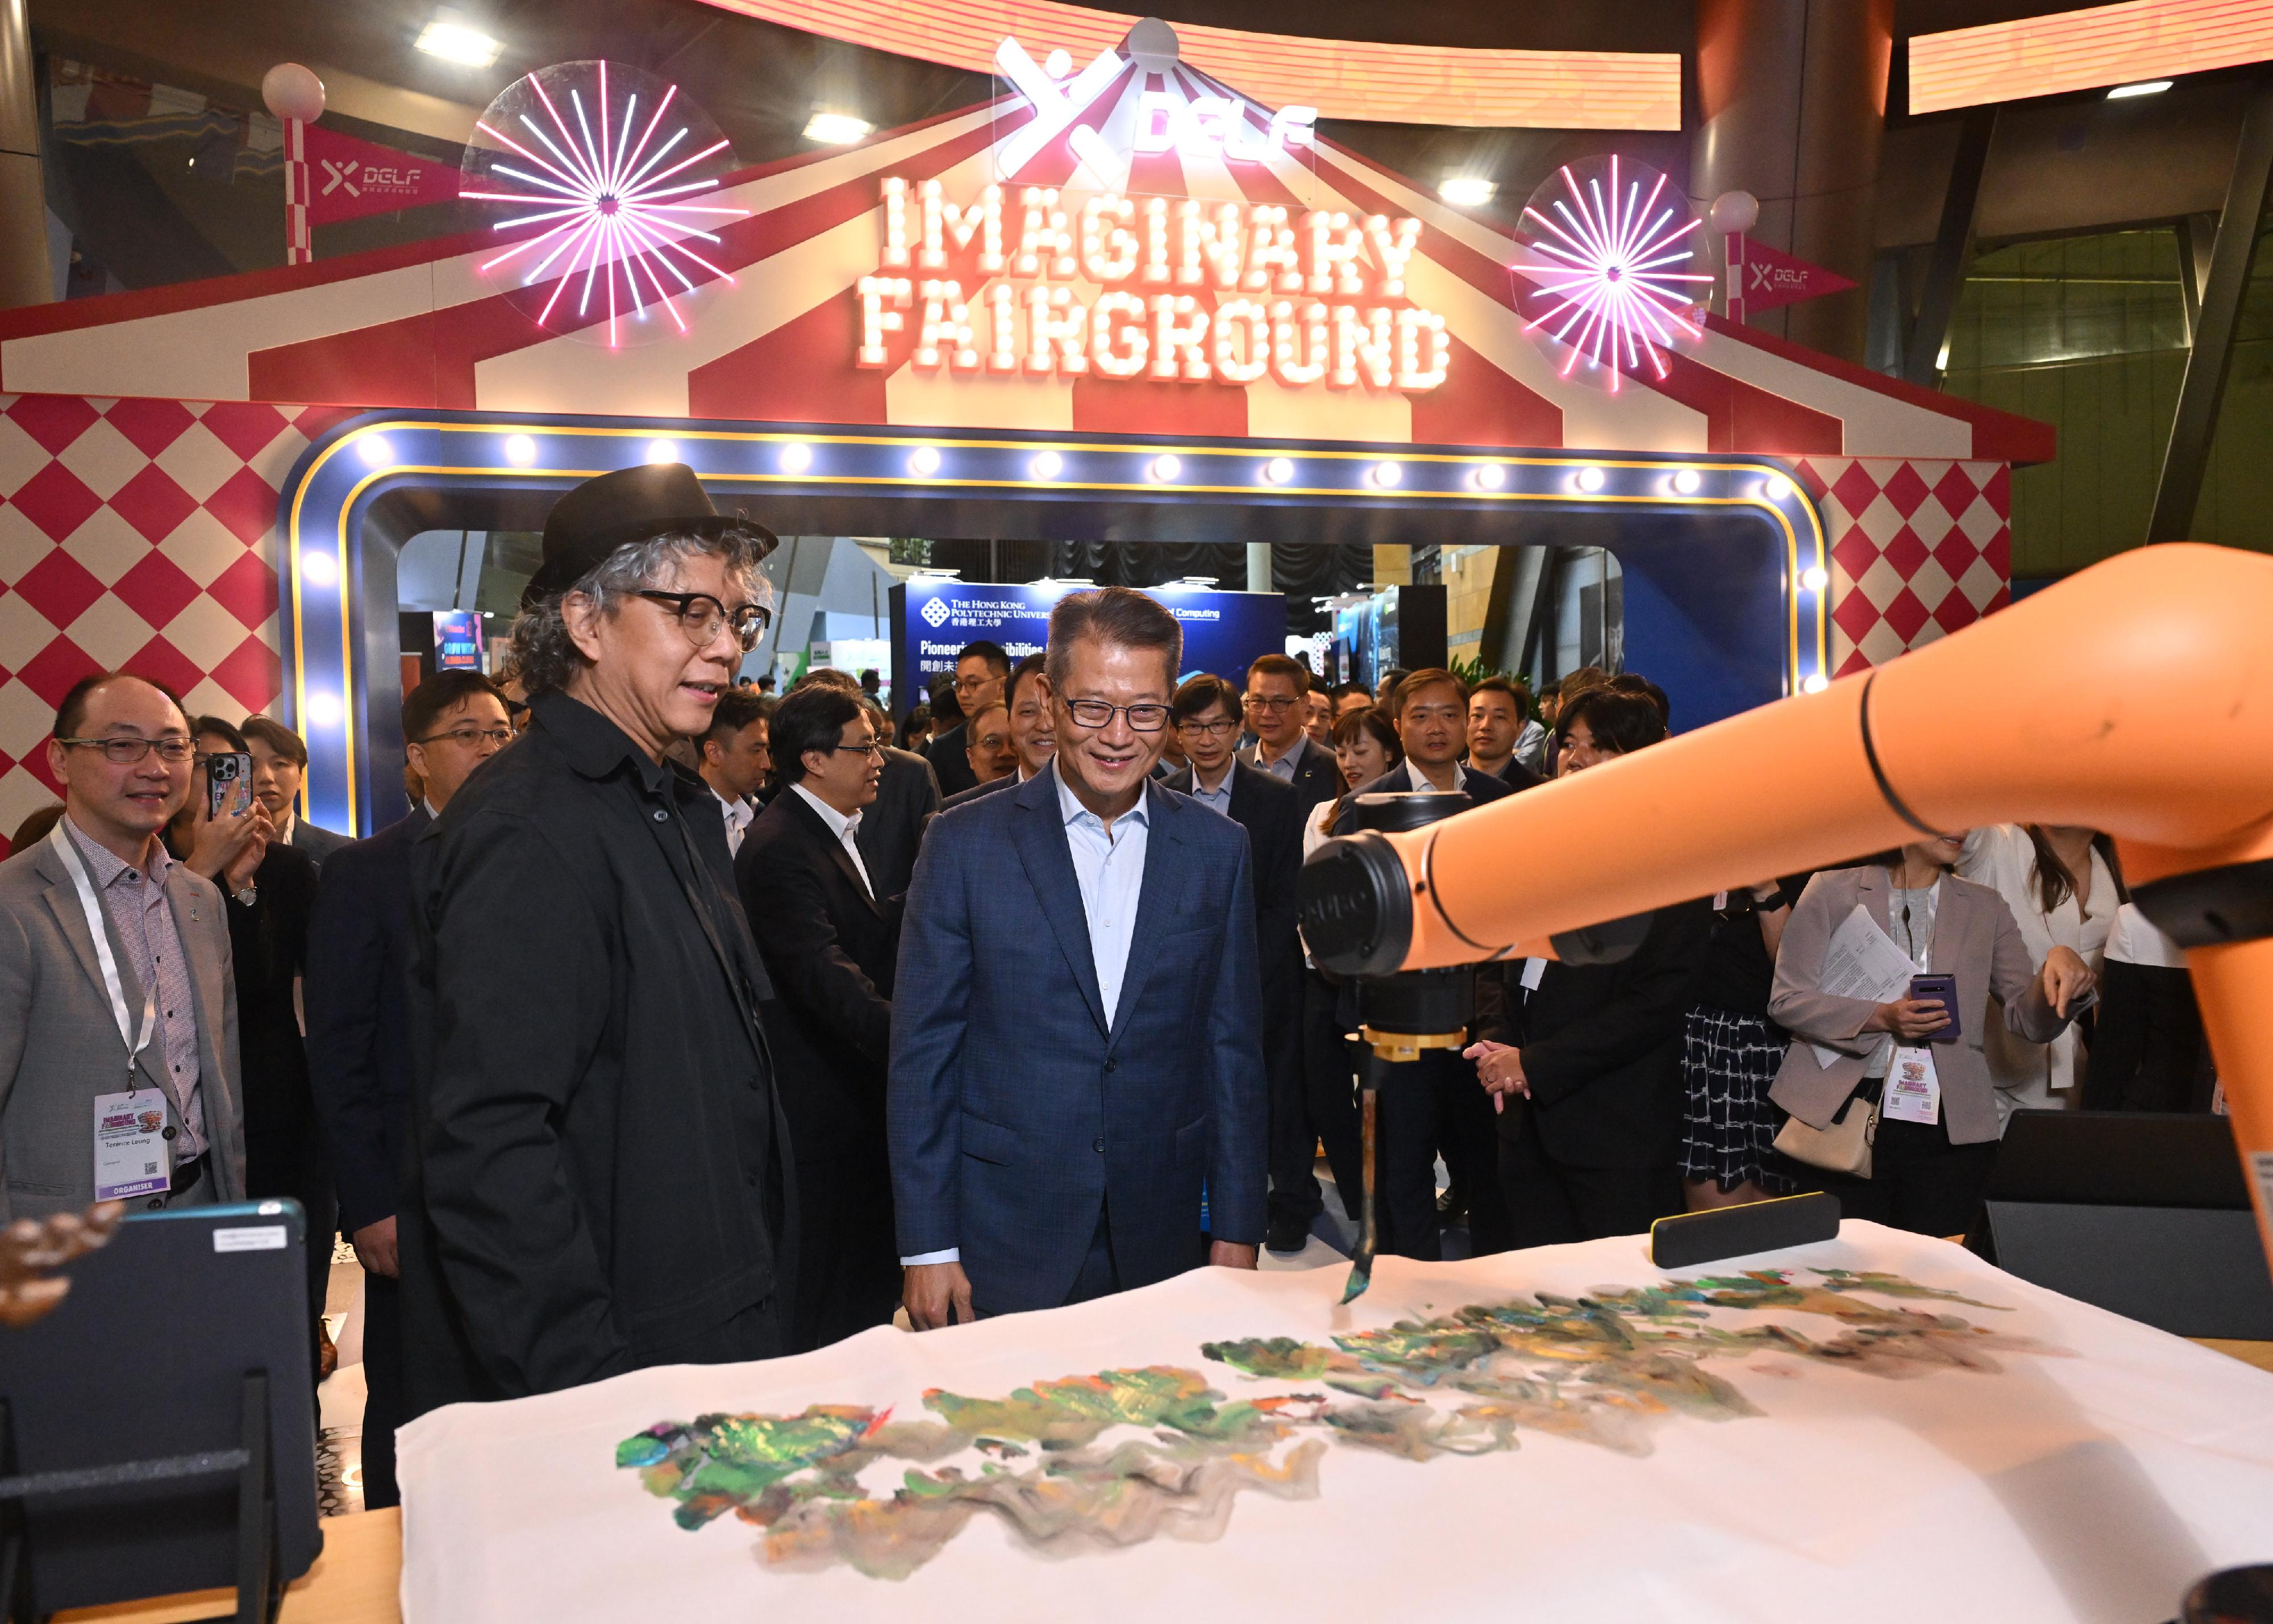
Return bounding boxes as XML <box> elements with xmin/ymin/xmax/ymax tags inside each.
<box><xmin>898</xmin><ymin>581</ymin><xmax>1287</xmax><ymax>692</ymax></box>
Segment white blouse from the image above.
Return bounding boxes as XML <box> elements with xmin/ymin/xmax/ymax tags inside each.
<box><xmin>1956</xmin><ymin>825</ymin><xmax>2117</xmax><ymax>1118</ymax></box>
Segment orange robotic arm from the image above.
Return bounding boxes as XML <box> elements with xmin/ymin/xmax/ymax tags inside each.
<box><xmin>1300</xmin><ymin>543</ymin><xmax>2273</xmax><ymax>1259</ymax></box>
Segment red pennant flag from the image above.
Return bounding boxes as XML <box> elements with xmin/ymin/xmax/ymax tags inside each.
<box><xmin>294</xmin><ymin>123</ymin><xmax>460</xmax><ymax>228</ymax></box>
<box><xmin>1733</xmin><ymin>238</ymin><xmax>1856</xmax><ymax>314</ymax></box>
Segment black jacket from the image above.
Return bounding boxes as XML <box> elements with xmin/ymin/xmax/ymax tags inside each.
<box><xmin>218</xmin><ymin>840</ymin><xmax>319</xmax><ymax>1146</ymax></box>
<box><xmin>736</xmin><ymin>788</ymin><xmax>899</xmax><ymax>1161</ymax></box>
<box><xmin>926</xmin><ymin>723</ymin><xmax>977</xmax><ymax>799</ymax></box>
<box><xmin>1333</xmin><ymin>761</ymin><xmax>1520</xmax><ymax>834</ymax></box>
<box><xmin>1481</xmin><ymin>900</ymin><xmax>1712</xmax><ymax>1168</ymax></box>
<box><xmin>305</xmin><ymin>806</ymin><xmax>428</xmax><ymax>1235</ymax></box>
<box><xmin>1160</xmin><ymin>761</ymin><xmax>1302</xmax><ymax>1013</ymax></box>
<box><xmin>860</xmin><ymin>744</ymin><xmax>941</xmax><ymax>902</ymax></box>
<box><xmin>939</xmin><ymin>771</ymin><xmax>1020</xmax><ymax>812</ymax></box>
<box><xmin>403</xmin><ymin>690</ymin><xmax>793</xmax><ymax>1411</ymax></box>
<box><xmin>1239</xmin><ymin>735</ymin><xmax>1341</xmax><ymax>818</ymax></box>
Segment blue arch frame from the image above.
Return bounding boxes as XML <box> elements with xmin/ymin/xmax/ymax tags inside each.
<box><xmin>273</xmin><ymin>409</ymin><xmax>1830</xmax><ymax>834</ymax></box>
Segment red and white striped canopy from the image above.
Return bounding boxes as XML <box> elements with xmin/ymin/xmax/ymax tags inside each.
<box><xmin>0</xmin><ymin>35</ymin><xmax>2049</xmax><ymax>465</ymax></box>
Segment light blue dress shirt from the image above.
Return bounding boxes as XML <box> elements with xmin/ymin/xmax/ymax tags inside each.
<box><xmin>1055</xmin><ymin>761</ymin><xmax>1151</xmax><ymax>1031</ymax></box>
<box><xmin>1187</xmin><ymin>766</ymin><xmax>1235</xmax><ymax>818</ymax></box>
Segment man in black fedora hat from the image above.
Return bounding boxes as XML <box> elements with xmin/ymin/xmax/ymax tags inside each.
<box><xmin>399</xmin><ymin>462</ymin><xmax>801</xmax><ymax>1410</ymax></box>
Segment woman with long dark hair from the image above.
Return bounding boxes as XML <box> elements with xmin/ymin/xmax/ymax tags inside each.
<box><xmin>1957</xmin><ymin>824</ymin><xmax>2120</xmax><ymax>1126</ymax></box>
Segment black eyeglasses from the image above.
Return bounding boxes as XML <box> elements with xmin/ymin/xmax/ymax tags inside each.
<box><xmin>818</xmin><ymin>741</ymin><xmax>885</xmax><ymax>759</ymax></box>
<box><xmin>635</xmin><ymin>590</ymin><xmax>772</xmax><ymax>652</ymax></box>
<box><xmin>57</xmin><ymin>735</ymin><xmax>195</xmax><ymax>764</ymax></box>
<box><xmin>1064</xmin><ymin>698</ymin><xmax>1171</xmax><ymax>732</ymax></box>
<box><xmin>1243</xmin><ymin>693</ymin><xmax>1300</xmax><ymax>712</ymax></box>
<box><xmin>417</xmin><ymin>726</ymin><xmax>515</xmax><ymax>749</ymax></box>
<box><xmin>1176</xmin><ymin>717</ymin><xmax>1238</xmax><ymax>736</ymax></box>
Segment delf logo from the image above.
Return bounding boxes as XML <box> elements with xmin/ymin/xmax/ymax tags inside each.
<box><xmin>992</xmin><ymin>35</ymin><xmax>1314</xmax><ymax>190</ymax></box>
<box><xmin>920</xmin><ymin>596</ymin><xmax>952</xmax><ymax>628</ymax></box>
<box><xmin>319</xmin><ymin>157</ymin><xmax>428</xmax><ymax>199</ymax></box>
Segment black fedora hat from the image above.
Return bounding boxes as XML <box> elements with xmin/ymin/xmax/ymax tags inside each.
<box><xmin>522</xmin><ymin>463</ymin><xmax>778</xmax><ymax>603</ymax></box>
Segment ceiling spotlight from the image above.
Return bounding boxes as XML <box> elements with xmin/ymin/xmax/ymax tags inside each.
<box><xmin>356</xmin><ymin>434</ymin><xmax>394</xmax><ymax>467</ymax></box>
<box><xmin>2107</xmin><ymin>80</ymin><xmax>2171</xmax><ymax>99</ymax></box>
<box><xmin>299</xmin><ymin>548</ymin><xmax>338</xmax><ymax>588</ymax></box>
<box><xmin>1471</xmin><ymin>464</ymin><xmax>1506</xmax><ymax>490</ymax></box>
<box><xmin>909</xmin><ymin>445</ymin><xmax>941</xmax><ymax>476</ymax></box>
<box><xmin>1030</xmin><ymin>450</ymin><xmax>1063</xmax><ymax>480</ymax></box>
<box><xmin>1575</xmin><ymin>465</ymin><xmax>1605</xmax><ymax>493</ymax></box>
<box><xmin>646</xmin><ymin>439</ymin><xmax>679</xmax><ymax>465</ymax></box>
<box><xmin>803</xmin><ymin>111</ymin><xmax>873</xmax><ymax>145</ymax></box>
<box><xmin>1150</xmin><ymin>453</ymin><xmax>1181</xmax><ymax>482</ymax></box>
<box><xmin>1801</xmin><ymin>672</ymin><xmax>1830</xmax><ymax>694</ymax></box>
<box><xmin>1672</xmin><ymin>468</ymin><xmax>1701</xmax><ymax>495</ymax></box>
<box><xmin>778</xmin><ymin>442</ymin><xmax>811</xmax><ymax>473</ymax></box>
<box><xmin>1438</xmin><ymin>176</ymin><xmax>1497</xmax><ymax>207</ymax></box>
<box><xmin>503</xmin><ymin>434</ymin><xmax>536</xmax><ymax>465</ymax></box>
<box><xmin>1764</xmin><ymin>473</ymin><xmax>1793</xmax><ymax>501</ymax></box>
<box><xmin>414</xmin><ymin>17</ymin><xmax>502</xmax><ymax>67</ymax></box>
<box><xmin>1262</xmin><ymin>457</ymin><xmax>1294</xmax><ymax>485</ymax></box>
<box><xmin>1800</xmin><ymin>565</ymin><xmax>1829</xmax><ymax>593</ymax></box>
<box><xmin>1371</xmin><ymin>461</ymin><xmax>1402</xmax><ymax>488</ymax></box>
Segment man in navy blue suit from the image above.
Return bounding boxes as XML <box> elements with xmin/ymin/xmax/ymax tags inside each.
<box><xmin>305</xmin><ymin>668</ymin><xmax>510</xmax><ymax>1506</ymax></box>
<box><xmin>892</xmin><ymin>587</ymin><xmax>1268</xmax><ymax>1326</ymax></box>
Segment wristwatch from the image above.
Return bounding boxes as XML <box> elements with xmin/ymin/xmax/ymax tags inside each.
<box><xmin>232</xmin><ymin>881</ymin><xmax>259</xmax><ymax>908</ymax></box>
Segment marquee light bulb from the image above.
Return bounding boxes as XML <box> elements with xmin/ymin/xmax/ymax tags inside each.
<box><xmin>356</xmin><ymin>435</ymin><xmax>394</xmax><ymax>467</ymax></box>
<box><xmin>1672</xmin><ymin>468</ymin><xmax>1701</xmax><ymax>494</ymax></box>
<box><xmin>646</xmin><ymin>439</ymin><xmax>679</xmax><ymax>464</ymax></box>
<box><xmin>1764</xmin><ymin>473</ymin><xmax>1793</xmax><ymax>501</ymax></box>
<box><xmin>299</xmin><ymin>548</ymin><xmax>339</xmax><ymax>588</ymax></box>
<box><xmin>1030</xmin><ymin>450</ymin><xmax>1063</xmax><ymax>480</ymax></box>
<box><xmin>909</xmin><ymin>445</ymin><xmax>942</xmax><ymax>476</ymax></box>
<box><xmin>1801</xmin><ymin>672</ymin><xmax>1830</xmax><ymax>694</ymax></box>
<box><xmin>1801</xmin><ymin>565</ymin><xmax>1829</xmax><ymax>593</ymax></box>
<box><xmin>1576</xmin><ymin>465</ymin><xmax>1605</xmax><ymax>493</ymax></box>
<box><xmin>305</xmin><ymin>691</ymin><xmax>344</xmax><ymax>727</ymax></box>
<box><xmin>779</xmin><ymin>442</ymin><xmax>811</xmax><ymax>473</ymax></box>
<box><xmin>1261</xmin><ymin>457</ymin><xmax>1294</xmax><ymax>485</ymax></box>
<box><xmin>1150</xmin><ymin>454</ymin><xmax>1181</xmax><ymax>482</ymax></box>
<box><xmin>503</xmin><ymin>434</ymin><xmax>538</xmax><ymax>465</ymax></box>
<box><xmin>1372</xmin><ymin>461</ymin><xmax>1402</xmax><ymax>488</ymax></box>
<box><xmin>1471</xmin><ymin>464</ymin><xmax>1506</xmax><ymax>490</ymax></box>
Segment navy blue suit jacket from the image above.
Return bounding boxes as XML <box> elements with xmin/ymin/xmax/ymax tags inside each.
<box><xmin>889</xmin><ymin>768</ymin><xmax>1268</xmax><ymax>1313</ymax></box>
<box><xmin>305</xmin><ymin>806</ymin><xmax>429</xmax><ymax>1235</ymax></box>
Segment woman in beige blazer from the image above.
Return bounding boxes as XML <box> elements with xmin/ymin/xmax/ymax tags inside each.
<box><xmin>1768</xmin><ymin>834</ymin><xmax>2095</xmax><ymax>1235</ymax></box>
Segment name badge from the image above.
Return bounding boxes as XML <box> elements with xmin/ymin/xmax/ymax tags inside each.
<box><xmin>1520</xmin><ymin>957</ymin><xmax>1548</xmax><ymax>992</ymax></box>
<box><xmin>94</xmin><ymin>1090</ymin><xmax>171</xmax><ymax>1201</ymax></box>
<box><xmin>1884</xmin><ymin>1047</ymin><xmax>1941</xmax><ymax>1126</ymax></box>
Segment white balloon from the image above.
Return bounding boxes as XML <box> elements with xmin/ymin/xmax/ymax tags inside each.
<box><xmin>1709</xmin><ymin>190</ymin><xmax>1759</xmax><ymax>236</ymax></box>
<box><xmin>261</xmin><ymin>63</ymin><xmax>327</xmax><ymax>124</ymax></box>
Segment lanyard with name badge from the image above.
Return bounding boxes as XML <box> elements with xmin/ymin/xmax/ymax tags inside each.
<box><xmin>1884</xmin><ymin>879</ymin><xmax>1943</xmax><ymax>1127</ymax></box>
<box><xmin>49</xmin><ymin>823</ymin><xmax>174</xmax><ymax>1200</ymax></box>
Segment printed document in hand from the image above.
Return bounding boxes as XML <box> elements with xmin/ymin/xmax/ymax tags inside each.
<box><xmin>1808</xmin><ymin>905</ymin><xmax>1918</xmax><ymax>1069</ymax></box>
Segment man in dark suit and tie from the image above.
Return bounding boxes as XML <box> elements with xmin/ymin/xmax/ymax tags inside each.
<box><xmin>893</xmin><ymin>588</ymin><xmax>1268</xmax><ymax>1325</ymax></box>
<box><xmin>794</xmin><ymin>667</ymin><xmax>939</xmax><ymax>900</ymax></box>
<box><xmin>1335</xmin><ymin>667</ymin><xmax>1520</xmax><ymax>1261</ymax></box>
<box><xmin>924</xmin><ymin>640</ymin><xmax>1010</xmax><ymax>799</ymax></box>
<box><xmin>1161</xmin><ymin>674</ymin><xmax>1329</xmax><ymax>1255</ymax></box>
<box><xmin>305</xmin><ymin>668</ymin><xmax>510</xmax><ymax>1507</ymax></box>
<box><xmin>940</xmin><ymin>653</ymin><xmax>1052</xmax><ymax>810</ymax></box>
<box><xmin>736</xmin><ymin>682</ymin><xmax>902</xmax><ymax>1351</ymax></box>
<box><xmin>1237</xmin><ymin>654</ymin><xmax>1339</xmax><ymax>818</ymax></box>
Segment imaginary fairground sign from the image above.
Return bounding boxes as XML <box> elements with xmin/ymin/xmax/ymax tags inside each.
<box><xmin>854</xmin><ymin>184</ymin><xmax>1448</xmax><ymax>392</ymax></box>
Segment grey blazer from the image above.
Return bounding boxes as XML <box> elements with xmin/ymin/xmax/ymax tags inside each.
<box><xmin>0</xmin><ymin>834</ymin><xmax>245</xmax><ymax>1218</ymax></box>
<box><xmin>1768</xmin><ymin>865</ymin><xmax>2067</xmax><ymax>1147</ymax></box>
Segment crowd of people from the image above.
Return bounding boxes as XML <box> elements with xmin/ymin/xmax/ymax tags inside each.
<box><xmin>0</xmin><ymin>464</ymin><xmax>2220</xmax><ymax>1514</ymax></box>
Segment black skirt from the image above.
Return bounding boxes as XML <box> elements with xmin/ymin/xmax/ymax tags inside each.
<box><xmin>1678</xmin><ymin>1007</ymin><xmax>1797</xmax><ymax>1194</ymax></box>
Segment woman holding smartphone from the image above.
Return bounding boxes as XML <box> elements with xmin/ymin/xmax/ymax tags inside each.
<box><xmin>1767</xmin><ymin>835</ymin><xmax>2096</xmax><ymax>1236</ymax></box>
<box><xmin>170</xmin><ymin>718</ymin><xmax>336</xmax><ymax>1377</ymax></box>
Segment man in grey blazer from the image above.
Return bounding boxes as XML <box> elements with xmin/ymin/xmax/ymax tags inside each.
<box><xmin>0</xmin><ymin>672</ymin><xmax>245</xmax><ymax>1219</ymax></box>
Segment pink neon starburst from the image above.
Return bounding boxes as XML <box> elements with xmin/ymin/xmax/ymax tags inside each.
<box><xmin>1516</xmin><ymin>155</ymin><xmax>1714</xmax><ymax>392</ymax></box>
<box><xmin>462</xmin><ymin>60</ymin><xmax>748</xmax><ymax>347</ymax></box>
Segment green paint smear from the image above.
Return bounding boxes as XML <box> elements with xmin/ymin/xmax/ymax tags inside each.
<box><xmin>616</xmin><ymin>1268</ymin><xmax>2057</xmax><ymax>1581</ymax></box>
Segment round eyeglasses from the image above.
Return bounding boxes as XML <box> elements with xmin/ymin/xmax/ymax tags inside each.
<box><xmin>1064</xmin><ymin>699</ymin><xmax>1171</xmax><ymax>732</ymax></box>
<box><xmin>636</xmin><ymin>590</ymin><xmax>773</xmax><ymax>652</ymax></box>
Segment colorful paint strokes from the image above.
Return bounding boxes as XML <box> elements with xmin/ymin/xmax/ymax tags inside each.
<box><xmin>616</xmin><ymin>1269</ymin><xmax>2060</xmax><ymax>1581</ymax></box>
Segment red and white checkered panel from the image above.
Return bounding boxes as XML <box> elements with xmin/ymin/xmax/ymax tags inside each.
<box><xmin>0</xmin><ymin>394</ymin><xmax>353</xmax><ymax>851</ymax></box>
<box><xmin>1792</xmin><ymin>456</ymin><xmax>2013</xmax><ymax>678</ymax></box>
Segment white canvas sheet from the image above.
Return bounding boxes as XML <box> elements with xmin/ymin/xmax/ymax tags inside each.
<box><xmin>398</xmin><ymin>1222</ymin><xmax>2273</xmax><ymax>1623</ymax></box>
